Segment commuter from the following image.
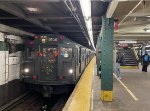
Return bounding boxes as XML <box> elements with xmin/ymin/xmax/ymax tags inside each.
<box><xmin>116</xmin><ymin>51</ymin><xmax>124</xmax><ymax>80</ymax></box>
<box><xmin>142</xmin><ymin>52</ymin><xmax>149</xmax><ymax>72</ymax></box>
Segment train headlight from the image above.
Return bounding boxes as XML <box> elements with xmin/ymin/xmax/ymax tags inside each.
<box><xmin>24</xmin><ymin>68</ymin><xmax>30</xmax><ymax>73</ymax></box>
<box><xmin>69</xmin><ymin>69</ymin><xmax>73</xmax><ymax>74</ymax></box>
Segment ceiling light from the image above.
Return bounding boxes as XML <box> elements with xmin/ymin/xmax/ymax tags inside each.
<box><xmin>79</xmin><ymin>0</ymin><xmax>95</xmax><ymax>49</ymax></box>
<box><xmin>145</xmin><ymin>29</ymin><xmax>150</xmax><ymax>32</ymax></box>
<box><xmin>119</xmin><ymin>41</ymin><xmax>137</xmax><ymax>43</ymax></box>
<box><xmin>146</xmin><ymin>15</ymin><xmax>150</xmax><ymax>17</ymax></box>
<box><xmin>143</xmin><ymin>28</ymin><xmax>150</xmax><ymax>32</ymax></box>
<box><xmin>88</xmin><ymin>40</ymin><xmax>91</xmax><ymax>46</ymax></box>
<box><xmin>145</xmin><ymin>24</ymin><xmax>150</xmax><ymax>27</ymax></box>
<box><xmin>26</xmin><ymin>7</ymin><xmax>40</xmax><ymax>12</ymax></box>
<box><xmin>145</xmin><ymin>45</ymin><xmax>150</xmax><ymax>47</ymax></box>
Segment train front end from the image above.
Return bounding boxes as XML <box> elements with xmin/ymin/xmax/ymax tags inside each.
<box><xmin>22</xmin><ymin>34</ymin><xmax>76</xmax><ymax>96</ymax></box>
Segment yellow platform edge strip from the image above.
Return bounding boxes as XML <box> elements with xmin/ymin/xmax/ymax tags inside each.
<box><xmin>120</xmin><ymin>66</ymin><xmax>139</xmax><ymax>69</ymax></box>
<box><xmin>63</xmin><ymin>57</ymin><xmax>95</xmax><ymax>111</ymax></box>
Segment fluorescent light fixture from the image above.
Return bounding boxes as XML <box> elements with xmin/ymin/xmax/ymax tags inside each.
<box><xmin>88</xmin><ymin>40</ymin><xmax>91</xmax><ymax>46</ymax></box>
<box><xmin>145</xmin><ymin>29</ymin><xmax>150</xmax><ymax>32</ymax></box>
<box><xmin>79</xmin><ymin>0</ymin><xmax>91</xmax><ymax>20</ymax></box>
<box><xmin>79</xmin><ymin>0</ymin><xmax>95</xmax><ymax>49</ymax></box>
<box><xmin>146</xmin><ymin>15</ymin><xmax>150</xmax><ymax>17</ymax></box>
<box><xmin>143</xmin><ymin>28</ymin><xmax>150</xmax><ymax>32</ymax></box>
<box><xmin>119</xmin><ymin>41</ymin><xmax>137</xmax><ymax>43</ymax></box>
<box><xmin>145</xmin><ymin>45</ymin><xmax>150</xmax><ymax>47</ymax></box>
<box><xmin>26</xmin><ymin>7</ymin><xmax>40</xmax><ymax>12</ymax></box>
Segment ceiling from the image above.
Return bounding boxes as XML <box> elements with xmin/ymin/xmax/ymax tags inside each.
<box><xmin>0</xmin><ymin>0</ymin><xmax>109</xmax><ymax>49</ymax></box>
<box><xmin>111</xmin><ymin>0</ymin><xmax>150</xmax><ymax>41</ymax></box>
<box><xmin>1</xmin><ymin>0</ymin><xmax>150</xmax><ymax>48</ymax></box>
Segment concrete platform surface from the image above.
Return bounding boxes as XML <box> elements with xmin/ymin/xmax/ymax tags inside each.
<box><xmin>91</xmin><ymin>66</ymin><xmax>150</xmax><ymax>111</ymax></box>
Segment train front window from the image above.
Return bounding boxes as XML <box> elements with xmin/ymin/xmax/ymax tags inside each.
<box><xmin>61</xmin><ymin>47</ymin><xmax>72</xmax><ymax>58</ymax></box>
<box><xmin>43</xmin><ymin>48</ymin><xmax>58</xmax><ymax>59</ymax></box>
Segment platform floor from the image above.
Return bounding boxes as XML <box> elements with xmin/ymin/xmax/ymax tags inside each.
<box><xmin>63</xmin><ymin>58</ymin><xmax>150</xmax><ymax>111</ymax></box>
<box><xmin>92</xmin><ymin>66</ymin><xmax>150</xmax><ymax>111</ymax></box>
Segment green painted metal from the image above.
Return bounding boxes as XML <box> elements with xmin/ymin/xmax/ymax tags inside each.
<box><xmin>101</xmin><ymin>17</ymin><xmax>114</xmax><ymax>90</ymax></box>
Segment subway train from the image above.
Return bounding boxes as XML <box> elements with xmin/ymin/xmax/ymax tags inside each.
<box><xmin>21</xmin><ymin>34</ymin><xmax>95</xmax><ymax>97</ymax></box>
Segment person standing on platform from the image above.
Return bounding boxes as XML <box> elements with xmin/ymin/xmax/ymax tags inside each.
<box><xmin>116</xmin><ymin>51</ymin><xmax>123</xmax><ymax>80</ymax></box>
<box><xmin>142</xmin><ymin>52</ymin><xmax>149</xmax><ymax>72</ymax></box>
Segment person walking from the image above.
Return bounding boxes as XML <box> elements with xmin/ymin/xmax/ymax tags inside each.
<box><xmin>142</xmin><ymin>52</ymin><xmax>149</xmax><ymax>72</ymax></box>
<box><xmin>116</xmin><ymin>51</ymin><xmax>123</xmax><ymax>80</ymax></box>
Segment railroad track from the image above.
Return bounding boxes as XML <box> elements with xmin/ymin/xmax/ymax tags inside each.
<box><xmin>0</xmin><ymin>92</ymin><xmax>72</xmax><ymax>111</ymax></box>
<box><xmin>50</xmin><ymin>93</ymin><xmax>71</xmax><ymax>111</ymax></box>
<box><xmin>0</xmin><ymin>92</ymin><xmax>46</xmax><ymax>111</ymax></box>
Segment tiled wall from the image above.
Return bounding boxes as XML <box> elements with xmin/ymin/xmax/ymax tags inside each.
<box><xmin>0</xmin><ymin>32</ymin><xmax>22</xmax><ymax>85</ymax></box>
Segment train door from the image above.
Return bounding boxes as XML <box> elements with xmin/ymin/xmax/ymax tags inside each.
<box><xmin>58</xmin><ymin>45</ymin><xmax>74</xmax><ymax>81</ymax></box>
<box><xmin>75</xmin><ymin>47</ymin><xmax>80</xmax><ymax>79</ymax></box>
<box><xmin>85</xmin><ymin>49</ymin><xmax>87</xmax><ymax>66</ymax></box>
<box><xmin>88</xmin><ymin>50</ymin><xmax>90</xmax><ymax>63</ymax></box>
<box><xmin>79</xmin><ymin>47</ymin><xmax>82</xmax><ymax>73</ymax></box>
<box><xmin>39</xmin><ymin>46</ymin><xmax>58</xmax><ymax>81</ymax></box>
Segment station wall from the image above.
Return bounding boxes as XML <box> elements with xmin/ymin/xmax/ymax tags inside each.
<box><xmin>0</xmin><ymin>32</ymin><xmax>28</xmax><ymax>107</ymax></box>
<box><xmin>0</xmin><ymin>32</ymin><xmax>22</xmax><ymax>85</ymax></box>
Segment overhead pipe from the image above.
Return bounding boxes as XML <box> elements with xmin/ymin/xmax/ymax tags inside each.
<box><xmin>119</xmin><ymin>0</ymin><xmax>144</xmax><ymax>26</ymax></box>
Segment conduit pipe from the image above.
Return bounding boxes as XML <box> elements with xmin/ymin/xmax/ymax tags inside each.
<box><xmin>119</xmin><ymin>0</ymin><xmax>144</xmax><ymax>26</ymax></box>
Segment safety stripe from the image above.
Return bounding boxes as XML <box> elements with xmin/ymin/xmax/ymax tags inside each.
<box><xmin>120</xmin><ymin>66</ymin><xmax>138</xmax><ymax>69</ymax></box>
<box><xmin>63</xmin><ymin>57</ymin><xmax>95</xmax><ymax>111</ymax></box>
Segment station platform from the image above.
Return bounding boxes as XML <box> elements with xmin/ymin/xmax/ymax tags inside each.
<box><xmin>63</xmin><ymin>57</ymin><xmax>150</xmax><ymax>111</ymax></box>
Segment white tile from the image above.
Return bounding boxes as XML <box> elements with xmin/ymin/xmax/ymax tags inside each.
<box><xmin>0</xmin><ymin>51</ymin><xmax>8</xmax><ymax>58</ymax></box>
<box><xmin>9</xmin><ymin>57</ymin><xmax>20</xmax><ymax>65</ymax></box>
<box><xmin>0</xmin><ymin>32</ymin><xmax>4</xmax><ymax>42</ymax></box>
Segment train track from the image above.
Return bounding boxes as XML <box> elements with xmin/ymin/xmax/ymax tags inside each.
<box><xmin>50</xmin><ymin>94</ymin><xmax>70</xmax><ymax>111</ymax></box>
<box><xmin>0</xmin><ymin>92</ymin><xmax>46</xmax><ymax>111</ymax></box>
<box><xmin>0</xmin><ymin>92</ymin><xmax>71</xmax><ymax>111</ymax></box>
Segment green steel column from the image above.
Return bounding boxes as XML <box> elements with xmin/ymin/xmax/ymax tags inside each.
<box><xmin>100</xmin><ymin>17</ymin><xmax>114</xmax><ymax>101</ymax></box>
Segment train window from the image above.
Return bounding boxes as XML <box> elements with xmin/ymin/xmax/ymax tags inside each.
<box><xmin>61</xmin><ymin>47</ymin><xmax>72</xmax><ymax>58</ymax></box>
<box><xmin>41</xmin><ymin>36</ymin><xmax>48</xmax><ymax>43</ymax></box>
<box><xmin>25</xmin><ymin>46</ymin><xmax>35</xmax><ymax>58</ymax></box>
<box><xmin>81</xmin><ymin>49</ymin><xmax>85</xmax><ymax>61</ymax></box>
<box><xmin>43</xmin><ymin>47</ymin><xmax>58</xmax><ymax>58</ymax></box>
<box><xmin>27</xmin><ymin>47</ymin><xmax>32</xmax><ymax>58</ymax></box>
<box><xmin>76</xmin><ymin>49</ymin><xmax>78</xmax><ymax>65</ymax></box>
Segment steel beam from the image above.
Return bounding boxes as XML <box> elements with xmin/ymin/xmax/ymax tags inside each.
<box><xmin>26</xmin><ymin>15</ymin><xmax>74</xmax><ymax>19</ymax></box>
<box><xmin>0</xmin><ymin>23</ymin><xmax>34</xmax><ymax>36</ymax></box>
<box><xmin>100</xmin><ymin>17</ymin><xmax>114</xmax><ymax>101</ymax></box>
<box><xmin>0</xmin><ymin>0</ymin><xmax>63</xmax><ymax>3</ymax></box>
<box><xmin>45</xmin><ymin>24</ymin><xmax>81</xmax><ymax>27</ymax></box>
<box><xmin>71</xmin><ymin>37</ymin><xmax>86</xmax><ymax>39</ymax></box>
<box><xmin>0</xmin><ymin>16</ymin><xmax>74</xmax><ymax>19</ymax></box>
<box><xmin>106</xmin><ymin>1</ymin><xmax>119</xmax><ymax>18</ymax></box>
<box><xmin>0</xmin><ymin>17</ymin><xmax>20</xmax><ymax>19</ymax></box>
<box><xmin>114</xmin><ymin>35</ymin><xmax>150</xmax><ymax>41</ymax></box>
<box><xmin>0</xmin><ymin>4</ymin><xmax>53</xmax><ymax>32</ymax></box>
<box><xmin>57</xmin><ymin>30</ymin><xmax>82</xmax><ymax>32</ymax></box>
